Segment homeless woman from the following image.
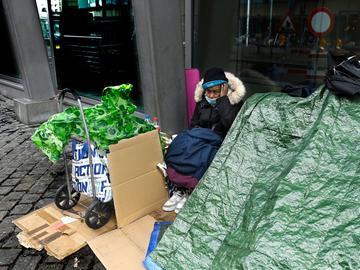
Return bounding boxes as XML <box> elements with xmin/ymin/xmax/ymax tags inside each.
<box><xmin>163</xmin><ymin>67</ymin><xmax>246</xmax><ymax>213</ymax></box>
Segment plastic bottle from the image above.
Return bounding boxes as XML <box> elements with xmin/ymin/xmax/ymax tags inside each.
<box><xmin>152</xmin><ymin>117</ymin><xmax>160</xmax><ymax>131</ymax></box>
<box><xmin>144</xmin><ymin>114</ymin><xmax>151</xmax><ymax>124</ymax></box>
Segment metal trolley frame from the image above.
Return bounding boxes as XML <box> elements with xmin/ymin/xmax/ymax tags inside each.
<box><xmin>54</xmin><ymin>89</ymin><xmax>113</xmax><ymax>230</ymax></box>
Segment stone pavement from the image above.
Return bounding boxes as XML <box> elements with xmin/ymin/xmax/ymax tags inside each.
<box><xmin>0</xmin><ymin>96</ymin><xmax>105</xmax><ymax>270</ymax></box>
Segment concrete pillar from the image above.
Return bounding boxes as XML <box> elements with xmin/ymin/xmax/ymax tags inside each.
<box><xmin>3</xmin><ymin>0</ymin><xmax>58</xmax><ymax>124</ymax></box>
<box><xmin>132</xmin><ymin>0</ymin><xmax>187</xmax><ymax>134</ymax></box>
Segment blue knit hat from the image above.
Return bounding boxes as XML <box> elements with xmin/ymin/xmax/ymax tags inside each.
<box><xmin>202</xmin><ymin>67</ymin><xmax>228</xmax><ymax>89</ymax></box>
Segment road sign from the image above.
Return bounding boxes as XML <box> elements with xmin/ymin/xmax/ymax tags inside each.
<box><xmin>306</xmin><ymin>7</ymin><xmax>335</xmax><ymax>37</ymax></box>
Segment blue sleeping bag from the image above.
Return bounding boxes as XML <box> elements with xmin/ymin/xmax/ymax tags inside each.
<box><xmin>166</xmin><ymin>128</ymin><xmax>223</xmax><ymax>180</ymax></box>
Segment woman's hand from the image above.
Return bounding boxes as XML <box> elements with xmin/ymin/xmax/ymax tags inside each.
<box><xmin>220</xmin><ymin>84</ymin><xmax>229</xmax><ymax>97</ymax></box>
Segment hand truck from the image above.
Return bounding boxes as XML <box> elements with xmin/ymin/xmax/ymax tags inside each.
<box><xmin>54</xmin><ymin>88</ymin><xmax>113</xmax><ymax>229</ymax></box>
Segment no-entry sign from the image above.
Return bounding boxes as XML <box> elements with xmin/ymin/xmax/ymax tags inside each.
<box><xmin>306</xmin><ymin>7</ymin><xmax>335</xmax><ymax>37</ymax></box>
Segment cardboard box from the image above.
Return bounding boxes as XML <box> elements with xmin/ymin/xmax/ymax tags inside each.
<box><xmin>14</xmin><ymin>130</ymin><xmax>170</xmax><ymax>269</ymax></box>
<box><xmin>108</xmin><ymin>130</ymin><xmax>169</xmax><ymax>228</ymax></box>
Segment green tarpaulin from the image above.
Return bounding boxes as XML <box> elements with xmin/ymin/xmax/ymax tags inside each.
<box><xmin>149</xmin><ymin>87</ymin><xmax>360</xmax><ymax>269</ymax></box>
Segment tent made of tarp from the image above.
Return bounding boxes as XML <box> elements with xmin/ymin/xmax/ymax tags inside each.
<box><xmin>147</xmin><ymin>86</ymin><xmax>360</xmax><ymax>270</ymax></box>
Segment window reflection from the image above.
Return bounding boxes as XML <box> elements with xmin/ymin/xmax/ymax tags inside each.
<box><xmin>47</xmin><ymin>0</ymin><xmax>142</xmax><ymax>106</ymax></box>
<box><xmin>0</xmin><ymin>1</ymin><xmax>21</xmax><ymax>80</ymax></box>
<box><xmin>194</xmin><ymin>1</ymin><xmax>360</xmax><ymax>98</ymax></box>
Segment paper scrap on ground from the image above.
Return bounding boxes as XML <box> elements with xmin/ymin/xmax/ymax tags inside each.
<box><xmin>61</xmin><ymin>216</ymin><xmax>78</xmax><ymax>224</ymax></box>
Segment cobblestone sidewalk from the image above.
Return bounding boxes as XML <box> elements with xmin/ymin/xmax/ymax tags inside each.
<box><xmin>0</xmin><ymin>96</ymin><xmax>105</xmax><ymax>270</ymax></box>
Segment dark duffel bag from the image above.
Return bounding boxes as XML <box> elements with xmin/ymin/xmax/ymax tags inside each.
<box><xmin>325</xmin><ymin>50</ymin><xmax>360</xmax><ymax>96</ymax></box>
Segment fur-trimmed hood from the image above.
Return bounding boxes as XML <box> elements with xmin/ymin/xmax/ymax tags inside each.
<box><xmin>194</xmin><ymin>72</ymin><xmax>246</xmax><ymax>105</ymax></box>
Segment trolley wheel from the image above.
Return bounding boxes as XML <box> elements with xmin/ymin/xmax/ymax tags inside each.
<box><xmin>54</xmin><ymin>183</ymin><xmax>81</xmax><ymax>210</ymax></box>
<box><xmin>85</xmin><ymin>200</ymin><xmax>113</xmax><ymax>230</ymax></box>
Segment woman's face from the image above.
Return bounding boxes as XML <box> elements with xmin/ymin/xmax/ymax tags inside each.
<box><xmin>205</xmin><ymin>85</ymin><xmax>222</xmax><ymax>99</ymax></box>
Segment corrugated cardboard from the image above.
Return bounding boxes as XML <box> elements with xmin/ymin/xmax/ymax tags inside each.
<box><xmin>88</xmin><ymin>215</ymin><xmax>155</xmax><ymax>270</ymax></box>
<box><xmin>13</xmin><ymin>199</ymin><xmax>116</xmax><ymax>260</ymax></box>
<box><xmin>108</xmin><ymin>130</ymin><xmax>169</xmax><ymax>228</ymax></box>
<box><xmin>14</xmin><ymin>130</ymin><xmax>170</xmax><ymax>267</ymax></box>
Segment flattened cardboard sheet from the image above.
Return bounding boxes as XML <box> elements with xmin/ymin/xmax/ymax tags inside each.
<box><xmin>13</xmin><ymin>130</ymin><xmax>170</xmax><ymax>263</ymax></box>
<box><xmin>13</xmin><ymin>200</ymin><xmax>116</xmax><ymax>261</ymax></box>
<box><xmin>88</xmin><ymin>215</ymin><xmax>156</xmax><ymax>270</ymax></box>
<box><xmin>108</xmin><ymin>130</ymin><xmax>169</xmax><ymax>228</ymax></box>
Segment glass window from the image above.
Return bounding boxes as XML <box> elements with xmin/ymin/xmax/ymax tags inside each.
<box><xmin>0</xmin><ymin>1</ymin><xmax>21</xmax><ymax>80</ymax></box>
<box><xmin>193</xmin><ymin>1</ymin><xmax>360</xmax><ymax>98</ymax></box>
<box><xmin>47</xmin><ymin>0</ymin><xmax>142</xmax><ymax>106</ymax></box>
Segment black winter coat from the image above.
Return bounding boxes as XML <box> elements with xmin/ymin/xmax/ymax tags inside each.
<box><xmin>190</xmin><ymin>95</ymin><xmax>243</xmax><ymax>137</ymax></box>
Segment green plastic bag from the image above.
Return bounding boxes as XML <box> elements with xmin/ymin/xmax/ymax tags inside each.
<box><xmin>32</xmin><ymin>84</ymin><xmax>154</xmax><ymax>162</ymax></box>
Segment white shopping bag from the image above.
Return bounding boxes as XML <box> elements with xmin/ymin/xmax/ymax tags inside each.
<box><xmin>71</xmin><ymin>140</ymin><xmax>112</xmax><ymax>202</ymax></box>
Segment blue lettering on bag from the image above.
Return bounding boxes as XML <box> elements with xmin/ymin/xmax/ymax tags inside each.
<box><xmin>72</xmin><ymin>141</ymin><xmax>100</xmax><ymax>161</ymax></box>
<box><xmin>94</xmin><ymin>164</ymin><xmax>101</xmax><ymax>175</ymax></box>
<box><xmin>74</xmin><ymin>166</ymin><xmax>79</xmax><ymax>177</ymax></box>
<box><xmin>75</xmin><ymin>164</ymin><xmax>107</xmax><ymax>177</ymax></box>
<box><xmin>100</xmin><ymin>180</ymin><xmax>107</xmax><ymax>192</ymax></box>
<box><xmin>79</xmin><ymin>165</ymin><xmax>86</xmax><ymax>176</ymax></box>
<box><xmin>86</xmin><ymin>164</ymin><xmax>90</xmax><ymax>175</ymax></box>
<box><xmin>76</xmin><ymin>181</ymin><xmax>88</xmax><ymax>192</ymax></box>
<box><xmin>72</xmin><ymin>140</ymin><xmax>112</xmax><ymax>202</ymax></box>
